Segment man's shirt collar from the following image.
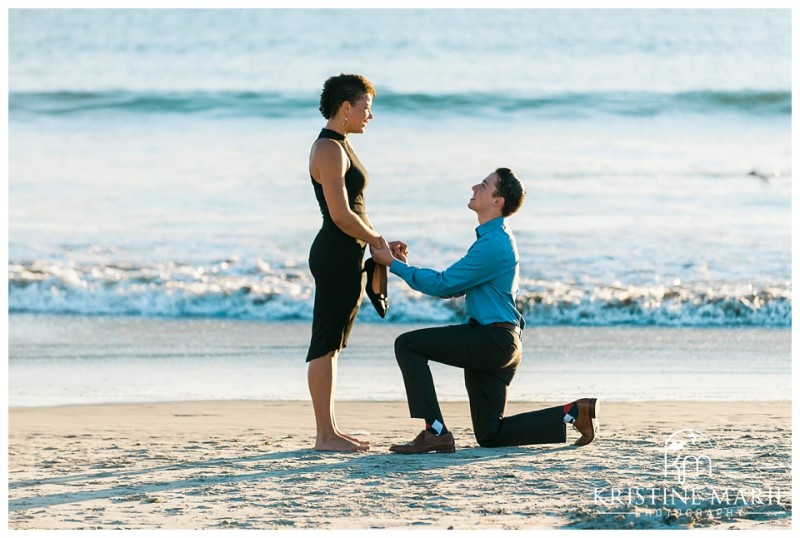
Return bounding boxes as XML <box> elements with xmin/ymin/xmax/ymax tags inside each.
<box><xmin>476</xmin><ymin>216</ymin><xmax>505</xmax><ymax>238</ymax></box>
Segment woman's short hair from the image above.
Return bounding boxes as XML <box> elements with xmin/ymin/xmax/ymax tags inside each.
<box><xmin>319</xmin><ymin>73</ymin><xmax>376</xmax><ymax>119</ymax></box>
<box><xmin>493</xmin><ymin>168</ymin><xmax>526</xmax><ymax>216</ymax></box>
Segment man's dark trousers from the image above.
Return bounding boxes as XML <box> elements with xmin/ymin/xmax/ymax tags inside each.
<box><xmin>394</xmin><ymin>320</ymin><xmax>567</xmax><ymax>447</ymax></box>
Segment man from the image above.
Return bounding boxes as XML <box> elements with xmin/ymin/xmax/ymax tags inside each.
<box><xmin>370</xmin><ymin>168</ymin><xmax>598</xmax><ymax>454</ymax></box>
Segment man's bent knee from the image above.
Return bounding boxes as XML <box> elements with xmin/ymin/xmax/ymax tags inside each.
<box><xmin>474</xmin><ymin>429</ymin><xmax>501</xmax><ymax>448</ymax></box>
<box><xmin>394</xmin><ymin>332</ymin><xmax>416</xmax><ymax>359</ymax></box>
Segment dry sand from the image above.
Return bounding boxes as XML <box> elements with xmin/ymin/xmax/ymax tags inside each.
<box><xmin>7</xmin><ymin>399</ymin><xmax>792</xmax><ymax>530</ymax></box>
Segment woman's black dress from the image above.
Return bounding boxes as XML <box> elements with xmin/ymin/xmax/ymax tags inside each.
<box><xmin>306</xmin><ymin>128</ymin><xmax>370</xmax><ymax>361</ymax></box>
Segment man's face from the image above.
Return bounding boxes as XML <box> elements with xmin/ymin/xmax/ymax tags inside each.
<box><xmin>468</xmin><ymin>172</ymin><xmax>501</xmax><ymax>214</ymax></box>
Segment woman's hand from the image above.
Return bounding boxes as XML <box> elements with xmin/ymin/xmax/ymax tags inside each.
<box><xmin>369</xmin><ymin>237</ymin><xmax>395</xmax><ymax>266</ymax></box>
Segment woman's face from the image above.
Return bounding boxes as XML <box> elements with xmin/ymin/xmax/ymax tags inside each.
<box><xmin>344</xmin><ymin>93</ymin><xmax>374</xmax><ymax>134</ymax></box>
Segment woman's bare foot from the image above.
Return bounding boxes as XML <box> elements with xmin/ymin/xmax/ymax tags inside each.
<box><xmin>338</xmin><ymin>430</ymin><xmax>370</xmax><ymax>448</ymax></box>
<box><xmin>314</xmin><ymin>433</ymin><xmax>369</xmax><ymax>452</ymax></box>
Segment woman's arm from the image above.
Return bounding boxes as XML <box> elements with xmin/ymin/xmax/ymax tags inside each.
<box><xmin>310</xmin><ymin>139</ymin><xmax>382</xmax><ymax>248</ymax></box>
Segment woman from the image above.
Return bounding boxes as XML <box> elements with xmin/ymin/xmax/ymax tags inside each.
<box><xmin>307</xmin><ymin>73</ymin><xmax>383</xmax><ymax>452</ymax></box>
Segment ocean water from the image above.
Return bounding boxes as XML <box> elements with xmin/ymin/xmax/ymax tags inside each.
<box><xmin>8</xmin><ymin>8</ymin><xmax>792</xmax><ymax>328</ymax></box>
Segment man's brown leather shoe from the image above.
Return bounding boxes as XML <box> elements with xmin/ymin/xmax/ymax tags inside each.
<box><xmin>389</xmin><ymin>430</ymin><xmax>456</xmax><ymax>454</ymax></box>
<box><xmin>573</xmin><ymin>398</ymin><xmax>599</xmax><ymax>447</ymax></box>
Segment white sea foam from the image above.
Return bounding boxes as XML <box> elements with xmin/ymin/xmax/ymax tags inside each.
<box><xmin>8</xmin><ymin>260</ymin><xmax>790</xmax><ymax>327</ymax></box>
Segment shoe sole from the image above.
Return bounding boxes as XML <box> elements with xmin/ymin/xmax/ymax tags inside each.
<box><xmin>574</xmin><ymin>398</ymin><xmax>599</xmax><ymax>447</ymax></box>
<box><xmin>389</xmin><ymin>448</ymin><xmax>456</xmax><ymax>454</ymax></box>
<box><xmin>389</xmin><ymin>445</ymin><xmax>456</xmax><ymax>454</ymax></box>
<box><xmin>591</xmin><ymin>398</ymin><xmax>600</xmax><ymax>440</ymax></box>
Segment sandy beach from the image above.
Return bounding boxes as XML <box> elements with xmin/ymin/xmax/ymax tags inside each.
<box><xmin>7</xmin><ymin>317</ymin><xmax>794</xmax><ymax>529</ymax></box>
<box><xmin>7</xmin><ymin>399</ymin><xmax>791</xmax><ymax>530</ymax></box>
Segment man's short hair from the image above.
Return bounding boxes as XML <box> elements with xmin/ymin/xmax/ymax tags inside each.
<box><xmin>493</xmin><ymin>167</ymin><xmax>526</xmax><ymax>216</ymax></box>
<box><xmin>319</xmin><ymin>73</ymin><xmax>376</xmax><ymax>119</ymax></box>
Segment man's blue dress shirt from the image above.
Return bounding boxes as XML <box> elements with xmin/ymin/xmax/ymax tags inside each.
<box><xmin>389</xmin><ymin>216</ymin><xmax>525</xmax><ymax>329</ymax></box>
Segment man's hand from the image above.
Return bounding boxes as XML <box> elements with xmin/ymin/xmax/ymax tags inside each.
<box><xmin>389</xmin><ymin>240</ymin><xmax>408</xmax><ymax>263</ymax></box>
